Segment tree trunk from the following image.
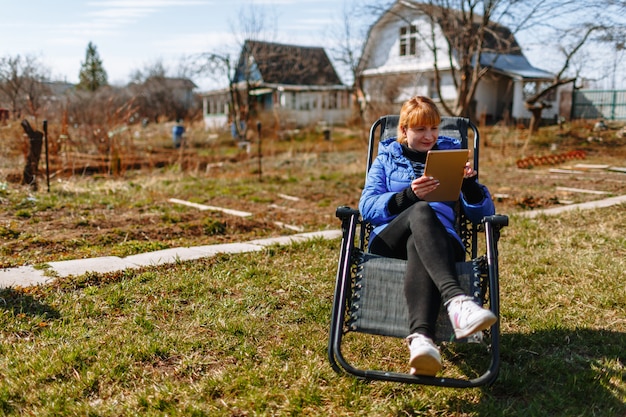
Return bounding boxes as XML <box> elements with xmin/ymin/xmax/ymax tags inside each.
<box><xmin>528</xmin><ymin>107</ymin><xmax>543</xmax><ymax>134</ymax></box>
<box><xmin>20</xmin><ymin>119</ymin><xmax>43</xmax><ymax>190</ymax></box>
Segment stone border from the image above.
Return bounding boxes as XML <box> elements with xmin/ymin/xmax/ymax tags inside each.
<box><xmin>0</xmin><ymin>230</ymin><xmax>342</xmax><ymax>289</ymax></box>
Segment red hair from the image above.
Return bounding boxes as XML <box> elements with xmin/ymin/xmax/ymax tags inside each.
<box><xmin>397</xmin><ymin>96</ymin><xmax>441</xmax><ymax>144</ymax></box>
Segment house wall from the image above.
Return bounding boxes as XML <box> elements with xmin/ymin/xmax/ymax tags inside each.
<box><xmin>275</xmin><ymin>90</ymin><xmax>352</xmax><ymax>127</ymax></box>
<box><xmin>434</xmin><ymin>73</ymin><xmax>457</xmax><ymax>101</ymax></box>
<box><xmin>362</xmin><ymin>9</ymin><xmax>502</xmax><ymax>120</ymax></box>
<box><xmin>201</xmin><ymin>88</ymin><xmax>352</xmax><ymax>131</ymax></box>
<box><xmin>274</xmin><ymin>108</ymin><xmax>353</xmax><ymax>128</ymax></box>
<box><xmin>360</xmin><ymin>70</ymin><xmax>454</xmax><ymax>100</ymax></box>
<box><xmin>202</xmin><ymin>90</ymin><xmax>230</xmax><ymax>131</ymax></box>
<box><xmin>277</xmin><ymin>90</ymin><xmax>350</xmax><ymax>111</ymax></box>
<box><xmin>362</xmin><ymin>14</ymin><xmax>452</xmax><ymax>75</ymax></box>
<box><xmin>361</xmin><ymin>69</ymin><xmax>457</xmax><ymax>120</ymax></box>
<box><xmin>511</xmin><ymin>81</ymin><xmax>559</xmax><ymax>121</ymax></box>
<box><xmin>474</xmin><ymin>74</ymin><xmax>514</xmax><ymax>122</ymax></box>
<box><xmin>360</xmin><ymin>12</ymin><xmax>455</xmax><ymax>113</ymax></box>
<box><xmin>360</xmin><ymin>11</ymin><xmax>486</xmax><ymax>119</ymax></box>
<box><xmin>511</xmin><ymin>82</ymin><xmax>526</xmax><ymax>119</ymax></box>
<box><xmin>204</xmin><ymin>114</ymin><xmax>229</xmax><ymax>131</ymax></box>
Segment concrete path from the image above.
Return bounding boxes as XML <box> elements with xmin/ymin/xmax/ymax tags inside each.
<box><xmin>514</xmin><ymin>194</ymin><xmax>626</xmax><ymax>218</ymax></box>
<box><xmin>1</xmin><ymin>194</ymin><xmax>624</xmax><ymax>289</ymax></box>
<box><xmin>0</xmin><ymin>230</ymin><xmax>342</xmax><ymax>289</ymax></box>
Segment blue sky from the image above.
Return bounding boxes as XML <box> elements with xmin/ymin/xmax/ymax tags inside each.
<box><xmin>1</xmin><ymin>1</ymin><xmax>624</xmax><ymax>91</ymax></box>
<box><xmin>0</xmin><ymin>0</ymin><xmax>351</xmax><ymax>90</ymax></box>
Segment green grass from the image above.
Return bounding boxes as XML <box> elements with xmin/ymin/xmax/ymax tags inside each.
<box><xmin>0</xmin><ymin>121</ymin><xmax>624</xmax><ymax>415</ymax></box>
<box><xmin>0</xmin><ymin>206</ymin><xmax>624</xmax><ymax>416</ymax></box>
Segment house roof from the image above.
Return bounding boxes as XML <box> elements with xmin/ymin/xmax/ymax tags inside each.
<box><xmin>479</xmin><ymin>53</ymin><xmax>554</xmax><ymax>80</ymax></box>
<box><xmin>143</xmin><ymin>77</ymin><xmax>197</xmax><ymax>90</ymax></box>
<box><xmin>44</xmin><ymin>81</ymin><xmax>75</xmax><ymax>96</ymax></box>
<box><xmin>235</xmin><ymin>40</ymin><xmax>344</xmax><ymax>87</ymax></box>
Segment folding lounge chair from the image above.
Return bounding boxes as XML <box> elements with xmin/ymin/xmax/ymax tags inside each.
<box><xmin>328</xmin><ymin>115</ymin><xmax>509</xmax><ymax>387</ymax></box>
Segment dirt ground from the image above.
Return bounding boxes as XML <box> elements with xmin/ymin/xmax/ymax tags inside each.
<box><xmin>1</xmin><ymin>121</ymin><xmax>625</xmax><ymax>268</ymax></box>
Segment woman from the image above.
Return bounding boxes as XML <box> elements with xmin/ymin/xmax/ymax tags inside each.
<box><xmin>358</xmin><ymin>96</ymin><xmax>497</xmax><ymax>376</ymax></box>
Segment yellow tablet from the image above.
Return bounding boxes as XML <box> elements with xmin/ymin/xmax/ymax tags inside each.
<box><xmin>423</xmin><ymin>149</ymin><xmax>469</xmax><ymax>202</ymax></box>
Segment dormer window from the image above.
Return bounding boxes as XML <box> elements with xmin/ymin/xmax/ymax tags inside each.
<box><xmin>400</xmin><ymin>25</ymin><xmax>417</xmax><ymax>56</ymax></box>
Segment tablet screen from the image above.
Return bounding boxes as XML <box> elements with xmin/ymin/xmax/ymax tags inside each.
<box><xmin>423</xmin><ymin>149</ymin><xmax>469</xmax><ymax>201</ymax></box>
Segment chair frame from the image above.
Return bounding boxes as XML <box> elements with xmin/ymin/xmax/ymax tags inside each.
<box><xmin>328</xmin><ymin>115</ymin><xmax>509</xmax><ymax>387</ymax></box>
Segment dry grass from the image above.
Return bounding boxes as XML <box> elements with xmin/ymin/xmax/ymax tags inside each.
<box><xmin>2</xmin><ymin>118</ymin><xmax>626</xmax><ymax>269</ymax></box>
<box><xmin>0</xmin><ymin>207</ymin><xmax>623</xmax><ymax>416</ymax></box>
<box><xmin>0</xmin><ymin>117</ymin><xmax>624</xmax><ymax>415</ymax></box>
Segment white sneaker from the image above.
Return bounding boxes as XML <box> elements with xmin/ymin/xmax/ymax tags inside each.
<box><xmin>446</xmin><ymin>295</ymin><xmax>497</xmax><ymax>339</ymax></box>
<box><xmin>406</xmin><ymin>333</ymin><xmax>442</xmax><ymax>376</ymax></box>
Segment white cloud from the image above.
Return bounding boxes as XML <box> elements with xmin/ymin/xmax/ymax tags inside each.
<box><xmin>86</xmin><ymin>7</ymin><xmax>157</xmax><ymax>19</ymax></box>
<box><xmin>153</xmin><ymin>31</ymin><xmax>237</xmax><ymax>55</ymax></box>
<box><xmin>87</xmin><ymin>0</ymin><xmax>211</xmax><ymax>7</ymax></box>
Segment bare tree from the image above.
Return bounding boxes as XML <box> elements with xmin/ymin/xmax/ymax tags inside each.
<box><xmin>0</xmin><ymin>54</ymin><xmax>50</xmax><ymax>120</ymax></box>
<box><xmin>190</xmin><ymin>51</ymin><xmax>246</xmax><ymax>138</ymax></box>
<box><xmin>520</xmin><ymin>0</ymin><xmax>626</xmax><ymax>131</ymax></box>
<box><xmin>129</xmin><ymin>59</ymin><xmax>168</xmax><ymax>84</ymax></box>
<box><xmin>189</xmin><ymin>3</ymin><xmax>278</xmax><ymax>141</ymax></box>
<box><xmin>128</xmin><ymin>60</ymin><xmax>199</xmax><ymax>123</ymax></box>
<box><xmin>524</xmin><ymin>25</ymin><xmax>600</xmax><ymax>133</ymax></box>
<box><xmin>129</xmin><ymin>60</ymin><xmax>173</xmax><ymax>123</ymax></box>
<box><xmin>327</xmin><ymin>1</ymin><xmax>376</xmax><ymax>128</ymax></box>
<box><xmin>361</xmin><ymin>0</ymin><xmax>626</xmax><ymax>122</ymax></box>
<box><xmin>22</xmin><ymin>65</ymin><xmax>52</xmax><ymax>122</ymax></box>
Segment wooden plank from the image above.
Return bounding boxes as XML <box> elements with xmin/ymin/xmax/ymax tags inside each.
<box><xmin>556</xmin><ymin>186</ymin><xmax>610</xmax><ymax>195</ymax></box>
<box><xmin>573</xmin><ymin>163</ymin><xmax>610</xmax><ymax>170</ymax></box>
<box><xmin>168</xmin><ymin>198</ymin><xmax>252</xmax><ymax>217</ymax></box>
<box><xmin>549</xmin><ymin>168</ymin><xmax>584</xmax><ymax>174</ymax></box>
<box><xmin>274</xmin><ymin>221</ymin><xmax>304</xmax><ymax>232</ymax></box>
<box><xmin>277</xmin><ymin>193</ymin><xmax>300</xmax><ymax>201</ymax></box>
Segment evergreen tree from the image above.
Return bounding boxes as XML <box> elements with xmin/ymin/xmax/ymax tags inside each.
<box><xmin>77</xmin><ymin>41</ymin><xmax>108</xmax><ymax>91</ymax></box>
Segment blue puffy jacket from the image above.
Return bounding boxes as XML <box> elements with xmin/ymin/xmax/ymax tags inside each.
<box><xmin>358</xmin><ymin>136</ymin><xmax>495</xmax><ymax>249</ymax></box>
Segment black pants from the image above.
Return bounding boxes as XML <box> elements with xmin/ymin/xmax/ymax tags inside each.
<box><xmin>369</xmin><ymin>202</ymin><xmax>465</xmax><ymax>339</ymax></box>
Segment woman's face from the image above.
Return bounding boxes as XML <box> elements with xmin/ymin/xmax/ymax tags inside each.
<box><xmin>403</xmin><ymin>125</ymin><xmax>439</xmax><ymax>152</ymax></box>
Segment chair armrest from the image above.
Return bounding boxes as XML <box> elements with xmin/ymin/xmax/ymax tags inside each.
<box><xmin>483</xmin><ymin>214</ymin><xmax>509</xmax><ymax>228</ymax></box>
<box><xmin>335</xmin><ymin>206</ymin><xmax>363</xmax><ymax>251</ymax></box>
<box><xmin>336</xmin><ymin>206</ymin><xmax>360</xmax><ymax>219</ymax></box>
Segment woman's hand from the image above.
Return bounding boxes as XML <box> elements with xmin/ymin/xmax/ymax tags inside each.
<box><xmin>463</xmin><ymin>162</ymin><xmax>477</xmax><ymax>179</ymax></box>
<box><xmin>411</xmin><ymin>176</ymin><xmax>439</xmax><ymax>199</ymax></box>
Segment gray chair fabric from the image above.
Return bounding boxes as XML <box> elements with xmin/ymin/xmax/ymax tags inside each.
<box><xmin>347</xmin><ymin>252</ymin><xmax>484</xmax><ymax>342</ymax></box>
